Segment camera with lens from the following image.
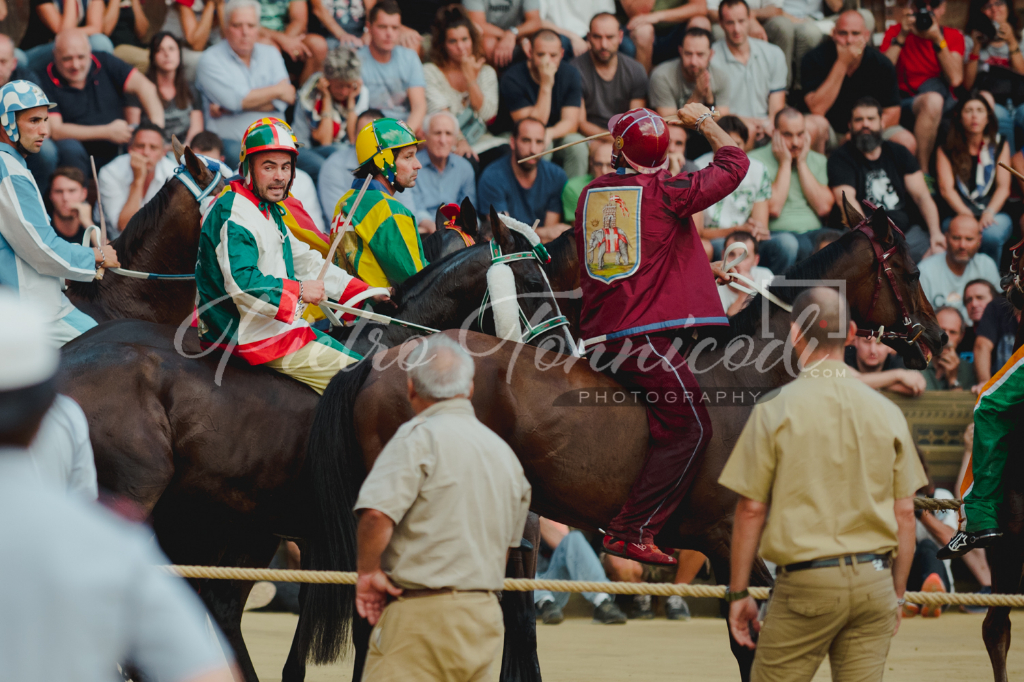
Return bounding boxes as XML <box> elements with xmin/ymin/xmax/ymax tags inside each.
<box><xmin>912</xmin><ymin>0</ymin><xmax>934</xmax><ymax>32</ymax></box>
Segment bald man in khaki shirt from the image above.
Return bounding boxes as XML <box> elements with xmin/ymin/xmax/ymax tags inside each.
<box><xmin>719</xmin><ymin>288</ymin><xmax>927</xmax><ymax>682</ymax></box>
<box><xmin>354</xmin><ymin>335</ymin><xmax>532</xmax><ymax>682</ymax></box>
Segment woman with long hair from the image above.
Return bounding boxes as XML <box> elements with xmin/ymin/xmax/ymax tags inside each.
<box><xmin>965</xmin><ymin>0</ymin><xmax>1024</xmax><ymax>150</ymax></box>
<box><xmin>126</xmin><ymin>32</ymin><xmax>203</xmax><ymax>145</ymax></box>
<box><xmin>936</xmin><ymin>93</ymin><xmax>1013</xmax><ymax>262</ymax></box>
<box><xmin>424</xmin><ymin>4</ymin><xmax>504</xmax><ymax>163</ymax></box>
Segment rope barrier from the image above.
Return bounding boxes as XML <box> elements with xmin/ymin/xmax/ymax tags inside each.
<box><xmin>164</xmin><ymin>564</ymin><xmax>1018</xmax><ymax>607</ymax></box>
<box><xmin>913</xmin><ymin>497</ymin><xmax>962</xmax><ymax>511</ymax></box>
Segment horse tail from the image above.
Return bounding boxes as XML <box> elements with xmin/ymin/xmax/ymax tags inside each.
<box><xmin>297</xmin><ymin>358</ymin><xmax>375</xmax><ymax>665</ymax></box>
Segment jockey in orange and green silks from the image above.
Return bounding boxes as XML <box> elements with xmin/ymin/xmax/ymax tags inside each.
<box><xmin>332</xmin><ymin>118</ymin><xmax>428</xmax><ymax>289</ymax></box>
<box><xmin>939</xmin><ymin>342</ymin><xmax>1024</xmax><ymax>558</ymax></box>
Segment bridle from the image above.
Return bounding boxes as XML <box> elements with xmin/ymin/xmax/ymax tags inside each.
<box><xmin>476</xmin><ymin>238</ymin><xmax>573</xmax><ymax>346</ymax></box>
<box><xmin>850</xmin><ymin>206</ymin><xmax>925</xmax><ymax>346</ymax></box>
<box><xmin>1008</xmin><ymin>236</ymin><xmax>1024</xmax><ymax>295</ymax></box>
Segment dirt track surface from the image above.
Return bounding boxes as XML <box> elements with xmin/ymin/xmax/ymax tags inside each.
<box><xmin>241</xmin><ymin>610</ymin><xmax>1022</xmax><ymax>681</ymax></box>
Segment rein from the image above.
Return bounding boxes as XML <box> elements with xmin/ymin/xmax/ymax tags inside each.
<box><xmin>82</xmin><ymin>165</ymin><xmax>223</xmax><ymax>281</ymax></box>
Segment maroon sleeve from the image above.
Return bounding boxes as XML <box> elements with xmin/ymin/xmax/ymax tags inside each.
<box><xmin>663</xmin><ymin>145</ymin><xmax>749</xmax><ymax>217</ymax></box>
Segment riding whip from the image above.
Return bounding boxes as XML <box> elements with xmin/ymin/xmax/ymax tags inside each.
<box><xmin>318</xmin><ymin>287</ymin><xmax>440</xmax><ymax>333</ymax></box>
<box><xmin>90</xmin><ymin>156</ymin><xmax>106</xmax><ymax>280</ymax></box>
<box><xmin>999</xmin><ymin>161</ymin><xmax>1024</xmax><ymax>184</ymax></box>
<box><xmin>517</xmin><ymin>111</ymin><xmax>722</xmax><ymax>164</ymax></box>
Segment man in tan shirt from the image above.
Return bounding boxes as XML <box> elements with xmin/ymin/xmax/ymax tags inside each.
<box><xmin>354</xmin><ymin>333</ymin><xmax>532</xmax><ymax>682</ymax></box>
<box><xmin>719</xmin><ymin>287</ymin><xmax>926</xmax><ymax>682</ymax></box>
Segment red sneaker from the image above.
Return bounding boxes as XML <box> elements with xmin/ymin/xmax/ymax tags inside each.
<box><xmin>603</xmin><ymin>534</ymin><xmax>626</xmax><ymax>559</ymax></box>
<box><xmin>625</xmin><ymin>542</ymin><xmax>678</xmax><ymax>566</ymax></box>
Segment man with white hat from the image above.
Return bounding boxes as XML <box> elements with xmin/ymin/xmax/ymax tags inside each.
<box><xmin>0</xmin><ymin>288</ymin><xmax>237</xmax><ymax>682</ymax></box>
<box><xmin>0</xmin><ymin>80</ymin><xmax>120</xmax><ymax>345</ymax></box>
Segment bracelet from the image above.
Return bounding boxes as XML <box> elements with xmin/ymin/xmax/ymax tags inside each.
<box><xmin>937</xmin><ymin>39</ymin><xmax>948</xmax><ymax>51</ymax></box>
<box><xmin>897</xmin><ymin>597</ymin><xmax>906</xmax><ymax>607</ymax></box>
<box><xmin>695</xmin><ymin>111</ymin><xmax>714</xmax><ymax>136</ymax></box>
<box><xmin>1013</xmin><ymin>47</ymin><xmax>1022</xmax><ymax>55</ymax></box>
<box><xmin>724</xmin><ymin>588</ymin><xmax>750</xmax><ymax>602</ymax></box>
<box><xmin>299</xmin><ymin>281</ymin><xmax>304</xmax><ymax>303</ymax></box>
<box><xmin>893</xmin><ymin>38</ymin><xmax>904</xmax><ymax>47</ymax></box>
<box><xmin>970</xmin><ymin>52</ymin><xmax>980</xmax><ymax>61</ymax></box>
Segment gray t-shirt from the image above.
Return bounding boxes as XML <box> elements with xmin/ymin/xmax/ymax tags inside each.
<box><xmin>709</xmin><ymin>38</ymin><xmax>788</xmax><ymax>118</ymax></box>
<box><xmin>648</xmin><ymin>57</ymin><xmax>728</xmax><ymax>109</ymax></box>
<box><xmin>572</xmin><ymin>52</ymin><xmax>648</xmax><ymax>129</ymax></box>
<box><xmin>357</xmin><ymin>44</ymin><xmax>426</xmax><ymax>122</ymax></box>
<box><xmin>463</xmin><ymin>0</ymin><xmax>540</xmax><ymax>30</ymax></box>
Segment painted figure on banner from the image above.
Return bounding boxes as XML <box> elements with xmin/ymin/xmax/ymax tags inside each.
<box><xmin>583</xmin><ymin>188</ymin><xmax>640</xmax><ymax>280</ymax></box>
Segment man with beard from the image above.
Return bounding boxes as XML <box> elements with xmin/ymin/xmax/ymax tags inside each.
<box><xmin>195</xmin><ymin>117</ymin><xmax>376</xmax><ymax>394</ymax></box>
<box><xmin>918</xmin><ymin>216</ymin><xmax>1000</xmax><ymax>321</ymax></box>
<box><xmin>651</xmin><ymin>28</ymin><xmax>729</xmax><ymax>122</ymax></box>
<box><xmin>828</xmin><ymin>97</ymin><xmax>944</xmax><ymax>263</ymax></box>
<box><xmin>572</xmin><ymin>13</ymin><xmax>648</xmax><ymax>137</ymax></box>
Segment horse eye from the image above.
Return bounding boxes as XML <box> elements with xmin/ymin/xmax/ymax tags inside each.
<box><xmin>904</xmin><ymin>271</ymin><xmax>920</xmax><ymax>284</ymax></box>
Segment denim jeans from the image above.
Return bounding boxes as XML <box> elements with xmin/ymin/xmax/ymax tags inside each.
<box><xmin>942</xmin><ymin>213</ymin><xmax>1013</xmax><ymax>264</ymax></box>
<box><xmin>534</xmin><ymin>530</ymin><xmax>610</xmax><ymax>609</ymax></box>
<box><xmin>992</xmin><ymin>101</ymin><xmax>1024</xmax><ymax>153</ymax></box>
<box><xmin>22</xmin><ymin>34</ymin><xmax>115</xmax><ymax>76</ymax></box>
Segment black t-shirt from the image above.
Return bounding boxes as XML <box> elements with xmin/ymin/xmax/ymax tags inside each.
<box><xmin>41</xmin><ymin>51</ymin><xmax>135</xmax><ymax>163</ymax></box>
<box><xmin>22</xmin><ymin>0</ymin><xmax>89</xmax><ymax>50</ymax></box>
<box><xmin>110</xmin><ymin>3</ymin><xmax>144</xmax><ymax>47</ymax></box>
<box><xmin>499</xmin><ymin>60</ymin><xmax>583</xmax><ymax>128</ymax></box>
<box><xmin>977</xmin><ymin>296</ymin><xmax>1018</xmax><ymax>371</ymax></box>
<box><xmin>572</xmin><ymin>52</ymin><xmax>647</xmax><ymax>130</ymax></box>
<box><xmin>395</xmin><ymin>0</ymin><xmax>445</xmax><ymax>34</ymax></box>
<box><xmin>55</xmin><ymin>222</ymin><xmax>86</xmax><ymax>244</ymax></box>
<box><xmin>828</xmin><ymin>140</ymin><xmax>921</xmax><ymax>232</ymax></box>
<box><xmin>801</xmin><ymin>42</ymin><xmax>901</xmax><ymax>135</ymax></box>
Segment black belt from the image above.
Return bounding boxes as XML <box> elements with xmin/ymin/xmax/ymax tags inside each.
<box><xmin>783</xmin><ymin>553</ymin><xmax>891</xmax><ymax>573</ymax></box>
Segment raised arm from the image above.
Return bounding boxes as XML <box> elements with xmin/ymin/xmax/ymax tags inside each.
<box><xmin>179</xmin><ymin>0</ymin><xmax>219</xmax><ymax>52</ymax></box>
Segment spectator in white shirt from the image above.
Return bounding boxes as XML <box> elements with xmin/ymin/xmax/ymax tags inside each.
<box><xmin>97</xmin><ymin>121</ymin><xmax>177</xmax><ymax>237</ymax></box>
<box><xmin>717</xmin><ymin>230</ymin><xmax>773</xmax><ymax>316</ymax></box>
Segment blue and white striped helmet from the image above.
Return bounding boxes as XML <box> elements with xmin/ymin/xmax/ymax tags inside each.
<box><xmin>0</xmin><ymin>80</ymin><xmax>55</xmax><ymax>143</ymax></box>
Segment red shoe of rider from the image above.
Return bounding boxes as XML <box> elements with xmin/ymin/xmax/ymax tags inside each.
<box><xmin>603</xmin><ymin>534</ymin><xmax>678</xmax><ymax>566</ymax></box>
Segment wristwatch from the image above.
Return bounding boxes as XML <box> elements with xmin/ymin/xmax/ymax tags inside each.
<box><xmin>724</xmin><ymin>587</ymin><xmax>750</xmax><ymax>602</ymax></box>
<box><xmin>510</xmin><ymin>26</ymin><xmax>519</xmax><ymax>36</ymax></box>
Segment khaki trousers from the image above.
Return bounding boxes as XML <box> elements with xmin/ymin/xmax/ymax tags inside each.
<box><xmin>362</xmin><ymin>591</ymin><xmax>504</xmax><ymax>682</ymax></box>
<box><xmin>752</xmin><ymin>560</ymin><xmax>898</xmax><ymax>682</ymax></box>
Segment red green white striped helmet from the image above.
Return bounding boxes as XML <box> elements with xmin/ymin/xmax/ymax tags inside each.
<box><xmin>239</xmin><ymin>117</ymin><xmax>299</xmax><ymax>178</ymax></box>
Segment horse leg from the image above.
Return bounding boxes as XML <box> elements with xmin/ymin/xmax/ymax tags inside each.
<box><xmin>983</xmin><ymin>536</ymin><xmax>1024</xmax><ymax>681</ymax></box>
<box><xmin>351</xmin><ymin>613</ymin><xmax>373</xmax><ymax>682</ymax></box>
<box><xmin>282</xmin><ymin>582</ymin><xmax>309</xmax><ymax>682</ymax></box>
<box><xmin>499</xmin><ymin>512</ymin><xmax>542</xmax><ymax>682</ymax></box>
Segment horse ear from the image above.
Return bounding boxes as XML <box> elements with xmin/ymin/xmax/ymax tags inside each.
<box><xmin>182</xmin><ymin>146</ymin><xmax>210</xmax><ymax>186</ymax></box>
<box><xmin>871</xmin><ymin>206</ymin><xmax>894</xmax><ymax>245</ymax></box>
<box><xmin>434</xmin><ymin>205</ymin><xmax>446</xmax><ymax>230</ymax></box>
<box><xmin>489</xmin><ymin>206</ymin><xmax>514</xmax><ymax>251</ymax></box>
<box><xmin>459</xmin><ymin>196</ymin><xmax>478</xmax><ymax>240</ymax></box>
<box><xmin>171</xmin><ymin>135</ymin><xmax>184</xmax><ymax>165</ymax></box>
<box><xmin>839</xmin><ymin>191</ymin><xmax>863</xmax><ymax>229</ymax></box>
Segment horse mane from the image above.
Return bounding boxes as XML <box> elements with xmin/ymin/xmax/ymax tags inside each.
<box><xmin>545</xmin><ymin>227</ymin><xmax>577</xmax><ymax>274</ymax></box>
<box><xmin>113</xmin><ymin>176</ymin><xmax>184</xmax><ymax>268</ymax></box>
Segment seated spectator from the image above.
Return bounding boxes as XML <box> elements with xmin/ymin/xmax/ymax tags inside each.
<box><xmin>126</xmin><ymin>32</ymin><xmax>203</xmax><ymax>145</ymax></box>
<box><xmin>881</xmin><ymin>0</ymin><xmax>965</xmax><ymax>177</ymax></box>
<box><xmin>964</xmin><ymin>0</ymin><xmax>1024</xmax><ymax>151</ymax></box>
<box><xmin>307</xmin><ymin>0</ymin><xmax>365</xmax><ymax>52</ymax></box>
<box><xmin>748</xmin><ymin>107</ymin><xmax>832</xmax><ymax>270</ymax></box>
<box><xmin>828</xmin><ymin>97</ymin><xmax>944</xmax><ymax>263</ymax></box>
<box><xmin>501</xmin><ymin>29</ymin><xmax>586</xmax><ymax>178</ymax></box>
<box><xmin>464</xmin><ymin>0</ymin><xmax>542</xmax><ymax>68</ymax></box>
<box><xmin>960</xmin><ymin>278</ymin><xmax>997</xmax><ymax>353</ymax></box>
<box><xmin>534</xmin><ymin>518</ymin><xmax>628</xmax><ymax>625</ymax></box>
<box><xmin>255</xmin><ymin>0</ymin><xmax>327</xmax><ymax>84</ymax></box>
<box><xmin>358</xmin><ymin>0</ymin><xmax>426</xmax><ymax>135</ymax></box>
<box><xmin>48</xmin><ymin>166</ymin><xmax>95</xmax><ymax>244</ymax></box>
<box><xmin>409</xmin><ymin>111</ymin><xmax>476</xmax><ymax>233</ymax></box>
<box><xmin>103</xmin><ymin>0</ymin><xmax>150</xmax><ymax>70</ymax></box>
<box><xmin>293</xmin><ymin>44</ymin><xmax>367</xmax><ymax>183</ymax></box>
<box><xmin>424</xmin><ymin>5</ymin><xmax>503</xmax><ymax>162</ymax></box>
<box><xmin>802</xmin><ymin>11</ymin><xmax>916</xmax><ymax>155</ymax></box>
<box><xmin>903</xmin><ymin>525</ymin><xmax>950</xmax><ymax>619</ymax></box>
<box><xmin>919</xmin><ymin>215</ymin><xmax>1001</xmax><ymax>319</ymax></box>
<box><xmin>974</xmin><ymin>293</ymin><xmax>1020</xmax><ymax>387</ymax></box>
<box><xmin>650</xmin><ymin>27</ymin><xmax>728</xmax><ymax>120</ymax></box>
<box><xmin>190</xmin><ymin>130</ymin><xmax>230</xmax><ymax>168</ymax></box>
<box><xmin>161</xmin><ymin>0</ymin><xmax>222</xmax><ymax>80</ymax></box>
<box><xmin>20</xmin><ymin>0</ymin><xmax>115</xmax><ymax>76</ymax></box>
<box><xmin>936</xmin><ymin>95</ymin><xmax>1012</xmax><ymax>263</ymax></box>
<box><xmin>622</xmin><ymin>0</ymin><xmax>712</xmax><ymax>74</ymax></box>
<box><xmin>477</xmin><ymin>117</ymin><xmax>569</xmax><ymax>242</ymax></box>
<box><xmin>574</xmin><ymin>13</ymin><xmax>647</xmax><ymax>138</ymax></box>
<box><xmin>317</xmin><ymin>107</ymin><xmax>415</xmax><ymax>223</ymax></box>
<box><xmin>196</xmin><ymin>0</ymin><xmax>294</xmax><ymax>164</ymax></box>
<box><xmin>770</xmin><ymin>0</ymin><xmax>832</xmax><ymax>89</ymax></box>
<box><xmin>846</xmin><ymin>335</ymin><xmax>926</xmax><ymax>396</ymax></box>
<box><xmin>710</xmin><ymin>0</ymin><xmax>787</xmax><ymax>142</ymax></box>
<box><xmin>562</xmin><ymin>138</ymin><xmax>614</xmax><ymax>222</ymax></box>
<box><xmin>666</xmin><ymin>122</ymin><xmax>699</xmax><ymax>175</ymax></box>
<box><xmin>41</xmin><ymin>29</ymin><xmax>165</xmax><ymax>178</ymax></box>
<box><xmin>538</xmin><ymin>0</ymin><xmax>615</xmax><ymax>59</ymax></box>
<box><xmin>707</xmin><ymin>0</ymin><xmax>777</xmax><ymax>49</ymax></box>
<box><xmin>717</xmin><ymin>230</ymin><xmax>773</xmax><ymax>315</ymax></box>
<box><xmin>921</xmin><ymin>306</ymin><xmax>977</xmax><ymax>390</ymax></box>
<box><xmin>98</xmin><ymin>122</ymin><xmax>176</xmax><ymax>236</ymax></box>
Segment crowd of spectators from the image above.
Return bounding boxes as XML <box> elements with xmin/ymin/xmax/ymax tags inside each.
<box><xmin>1</xmin><ymin>0</ymin><xmax>1020</xmax><ymax>387</ymax></box>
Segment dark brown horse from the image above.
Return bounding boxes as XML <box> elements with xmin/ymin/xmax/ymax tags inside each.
<box><xmin>65</xmin><ymin>144</ymin><xmax>225</xmax><ymax>324</ymax></box>
<box><xmin>297</xmin><ymin>201</ymin><xmax>946</xmax><ymax>682</ymax></box>
<box><xmin>58</xmin><ymin>212</ymin><xmax>571</xmax><ymax>682</ymax></box>
<box><xmin>980</xmin><ymin>238</ymin><xmax>1024</xmax><ymax>682</ymax></box>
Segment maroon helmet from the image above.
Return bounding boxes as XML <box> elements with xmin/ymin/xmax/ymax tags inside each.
<box><xmin>608</xmin><ymin>108</ymin><xmax>670</xmax><ymax>174</ymax></box>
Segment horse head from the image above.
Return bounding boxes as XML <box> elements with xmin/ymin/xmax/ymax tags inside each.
<box><xmin>838</xmin><ymin>194</ymin><xmax>945</xmax><ymax>370</ymax></box>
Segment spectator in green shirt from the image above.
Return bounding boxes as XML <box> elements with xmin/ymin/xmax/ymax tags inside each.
<box><xmin>747</xmin><ymin>107</ymin><xmax>833</xmax><ymax>264</ymax></box>
<box><xmin>562</xmin><ymin>138</ymin><xmax>614</xmax><ymax>222</ymax></box>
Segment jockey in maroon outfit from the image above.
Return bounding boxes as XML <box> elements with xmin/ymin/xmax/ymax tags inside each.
<box><xmin>574</xmin><ymin>104</ymin><xmax>748</xmax><ymax>566</ymax></box>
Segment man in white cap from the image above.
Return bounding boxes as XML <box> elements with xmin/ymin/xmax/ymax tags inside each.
<box><xmin>0</xmin><ymin>80</ymin><xmax>120</xmax><ymax>345</ymax></box>
<box><xmin>0</xmin><ymin>288</ymin><xmax>237</xmax><ymax>682</ymax></box>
